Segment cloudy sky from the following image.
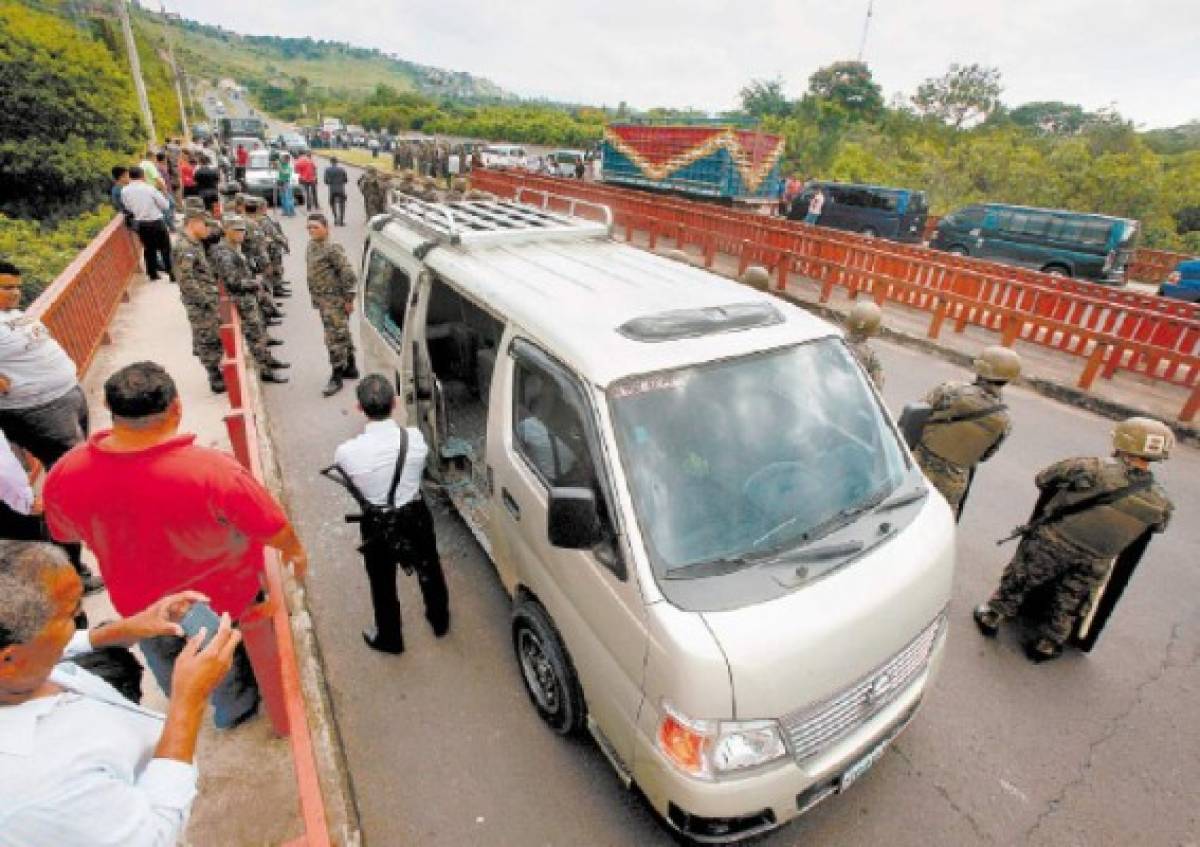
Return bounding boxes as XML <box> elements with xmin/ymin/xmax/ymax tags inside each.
<box><xmin>166</xmin><ymin>0</ymin><xmax>1199</xmax><ymax>129</ymax></box>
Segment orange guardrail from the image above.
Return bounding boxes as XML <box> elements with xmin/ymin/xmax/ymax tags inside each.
<box><xmin>1128</xmin><ymin>247</ymin><xmax>1194</xmax><ymax>285</ymax></box>
<box><xmin>474</xmin><ymin>170</ymin><xmax>1200</xmax><ymax>422</ymax></box>
<box><xmin>26</xmin><ymin>215</ymin><xmax>140</xmax><ymax>375</ymax></box>
<box><xmin>217</xmin><ymin>298</ymin><xmax>332</xmax><ymax>847</ymax></box>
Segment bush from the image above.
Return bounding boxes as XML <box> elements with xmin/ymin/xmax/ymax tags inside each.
<box><xmin>0</xmin><ymin>206</ymin><xmax>115</xmax><ymax>303</ymax></box>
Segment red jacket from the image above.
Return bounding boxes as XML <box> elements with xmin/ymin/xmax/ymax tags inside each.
<box><xmin>236</xmin><ymin>146</ymin><xmax>249</xmax><ymax>166</ymax></box>
<box><xmin>295</xmin><ymin>156</ymin><xmax>317</xmax><ymax>184</ymax></box>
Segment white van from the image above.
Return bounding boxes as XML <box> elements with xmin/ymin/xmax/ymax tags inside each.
<box><xmin>358</xmin><ymin>190</ymin><xmax>955</xmax><ymax>842</ymax></box>
<box><xmin>482</xmin><ymin>143</ymin><xmax>527</xmax><ymax>169</ymax></box>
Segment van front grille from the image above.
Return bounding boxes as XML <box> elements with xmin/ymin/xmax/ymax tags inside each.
<box><xmin>779</xmin><ymin>614</ymin><xmax>944</xmax><ymax>762</ymax></box>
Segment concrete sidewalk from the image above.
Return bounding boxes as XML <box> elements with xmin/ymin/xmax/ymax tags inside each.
<box><xmin>78</xmin><ymin>273</ymin><xmax>301</xmax><ymax>846</ymax></box>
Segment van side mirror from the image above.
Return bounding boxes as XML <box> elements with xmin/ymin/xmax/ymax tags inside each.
<box><xmin>547</xmin><ymin>487</ymin><xmax>602</xmax><ymax>549</ymax></box>
<box><xmin>897</xmin><ymin>402</ymin><xmax>932</xmax><ymax>450</ymax></box>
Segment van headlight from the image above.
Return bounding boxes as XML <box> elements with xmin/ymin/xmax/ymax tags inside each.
<box><xmin>657</xmin><ymin>701</ymin><xmax>788</xmax><ymax>779</ymax></box>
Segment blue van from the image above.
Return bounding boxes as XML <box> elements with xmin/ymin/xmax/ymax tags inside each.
<box><xmin>787</xmin><ymin>181</ymin><xmax>928</xmax><ymax>243</ymax></box>
<box><xmin>930</xmin><ymin>203</ymin><xmax>1138</xmax><ymax>284</ymax></box>
<box><xmin>1158</xmin><ymin>259</ymin><xmax>1200</xmax><ymax>302</ymax></box>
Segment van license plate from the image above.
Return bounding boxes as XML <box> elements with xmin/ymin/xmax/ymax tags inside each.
<box><xmin>837</xmin><ymin>738</ymin><xmax>891</xmax><ymax>793</ymax></box>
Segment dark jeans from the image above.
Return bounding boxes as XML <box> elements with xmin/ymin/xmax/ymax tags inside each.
<box><xmin>329</xmin><ymin>192</ymin><xmax>346</xmax><ymax>225</ymax></box>
<box><xmin>135</xmin><ymin>219</ymin><xmax>173</xmax><ymax>280</ymax></box>
<box><xmin>140</xmin><ymin>633</ymin><xmax>260</xmax><ymax>729</ymax></box>
<box><xmin>360</xmin><ymin>497</ymin><xmax>450</xmax><ymax>647</ymax></box>
<box><xmin>303</xmin><ymin>181</ymin><xmax>320</xmax><ymax>209</ymax></box>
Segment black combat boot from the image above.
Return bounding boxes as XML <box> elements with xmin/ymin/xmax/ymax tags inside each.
<box><xmin>265</xmin><ymin>355</ymin><xmax>291</xmax><ymax>369</ymax></box>
<box><xmin>342</xmin><ymin>351</ymin><xmax>360</xmax><ymax>379</ymax></box>
<box><xmin>973</xmin><ymin>604</ymin><xmax>1001</xmax><ymax>638</ymax></box>
<box><xmin>266</xmin><ymin>337</ymin><xmax>284</xmax><ymax>347</ymax></box>
<box><xmin>208</xmin><ymin>369</ymin><xmax>227</xmax><ymax>394</ymax></box>
<box><xmin>322</xmin><ymin>372</ymin><xmax>344</xmax><ymax>397</ymax></box>
<box><xmin>1024</xmin><ymin>637</ymin><xmax>1062</xmax><ymax>663</ymax></box>
<box><xmin>261</xmin><ymin>369</ymin><xmax>289</xmax><ymax>384</ymax></box>
<box><xmin>274</xmin><ymin>287</ymin><xmax>292</xmax><ymax>298</ymax></box>
<box><xmin>265</xmin><ymin>317</ymin><xmax>282</xmax><ymax>327</ymax></box>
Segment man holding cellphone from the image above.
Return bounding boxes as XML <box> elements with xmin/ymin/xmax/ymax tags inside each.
<box><xmin>42</xmin><ymin>361</ymin><xmax>308</xmax><ymax>729</ymax></box>
<box><xmin>0</xmin><ymin>541</ymin><xmax>238</xmax><ymax>846</ymax></box>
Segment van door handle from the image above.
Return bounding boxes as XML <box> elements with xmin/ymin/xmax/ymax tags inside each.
<box><xmin>502</xmin><ymin>488</ymin><xmax>521</xmax><ymax>521</ymax></box>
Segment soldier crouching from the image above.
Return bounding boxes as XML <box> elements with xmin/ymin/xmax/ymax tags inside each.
<box><xmin>974</xmin><ymin>417</ymin><xmax>1174</xmax><ymax>662</ymax></box>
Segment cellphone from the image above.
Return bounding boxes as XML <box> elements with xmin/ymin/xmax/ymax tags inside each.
<box><xmin>179</xmin><ymin>601</ymin><xmax>221</xmax><ymax>650</ymax></box>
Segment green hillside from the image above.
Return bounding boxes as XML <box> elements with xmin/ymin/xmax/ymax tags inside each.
<box><xmin>137</xmin><ymin>9</ymin><xmax>510</xmax><ymax>103</ymax></box>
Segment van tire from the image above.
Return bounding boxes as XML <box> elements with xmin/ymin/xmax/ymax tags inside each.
<box><xmin>1042</xmin><ymin>264</ymin><xmax>1071</xmax><ymax>277</ymax></box>
<box><xmin>948</xmin><ymin>246</ymin><xmax>969</xmax><ymax>256</ymax></box>
<box><xmin>512</xmin><ymin>599</ymin><xmax>586</xmax><ymax>736</ymax></box>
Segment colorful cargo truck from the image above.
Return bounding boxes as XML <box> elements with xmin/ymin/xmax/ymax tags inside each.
<box><xmin>601</xmin><ymin>124</ymin><xmax>785</xmax><ymax>208</ymax></box>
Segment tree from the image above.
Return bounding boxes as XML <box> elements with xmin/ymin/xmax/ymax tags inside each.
<box><xmin>1009</xmin><ymin>101</ymin><xmax>1089</xmax><ymax>136</ymax></box>
<box><xmin>739</xmin><ymin>77</ymin><xmax>791</xmax><ymax>119</ymax></box>
<box><xmin>807</xmin><ymin>61</ymin><xmax>883</xmax><ymax>116</ymax></box>
<box><xmin>912</xmin><ymin>63</ymin><xmax>1003</xmax><ymax>128</ymax></box>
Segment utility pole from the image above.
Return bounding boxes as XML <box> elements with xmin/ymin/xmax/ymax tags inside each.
<box><xmin>159</xmin><ymin>2</ymin><xmax>189</xmax><ymax>139</ymax></box>
<box><xmin>114</xmin><ymin>0</ymin><xmax>156</xmax><ymax>145</ymax></box>
<box><xmin>856</xmin><ymin>0</ymin><xmax>875</xmax><ymax>63</ymax></box>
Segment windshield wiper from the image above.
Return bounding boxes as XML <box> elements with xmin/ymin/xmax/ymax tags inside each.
<box><xmin>779</xmin><ymin>540</ymin><xmax>865</xmax><ymax>562</ymax></box>
<box><xmin>874</xmin><ymin>486</ymin><xmax>928</xmax><ymax>513</ymax></box>
<box><xmin>664</xmin><ymin>554</ymin><xmax>761</xmax><ymax>580</ymax></box>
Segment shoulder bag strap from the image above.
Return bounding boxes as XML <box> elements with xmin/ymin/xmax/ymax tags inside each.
<box><xmin>927</xmin><ymin>404</ymin><xmax>1008</xmax><ymax>426</ymax></box>
<box><xmin>1031</xmin><ymin>476</ymin><xmax>1154</xmax><ymax>532</ymax></box>
<box><xmin>385</xmin><ymin>427</ymin><xmax>410</xmax><ymax>508</ymax></box>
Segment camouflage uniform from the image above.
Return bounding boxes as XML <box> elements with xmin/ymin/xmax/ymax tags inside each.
<box><xmin>170</xmin><ymin>231</ymin><xmax>223</xmax><ymax>374</ymax></box>
<box><xmin>848</xmin><ymin>335</ymin><xmax>883</xmax><ymax>389</ymax></box>
<box><xmin>306</xmin><ymin>238</ymin><xmax>357</xmax><ymax>371</ymax></box>
<box><xmin>241</xmin><ymin>214</ymin><xmax>277</xmax><ymax>316</ymax></box>
<box><xmin>358</xmin><ymin>170</ymin><xmax>388</xmax><ymax>218</ymax></box>
<box><xmin>257</xmin><ymin>214</ymin><xmax>290</xmax><ymax>294</ymax></box>
<box><xmin>986</xmin><ymin>457</ymin><xmax>1172</xmax><ymax>646</ymax></box>
<box><xmin>210</xmin><ymin>238</ymin><xmax>271</xmax><ymax>366</ymax></box>
<box><xmin>915</xmin><ymin>380</ymin><xmax>1010</xmax><ymax>514</ymax></box>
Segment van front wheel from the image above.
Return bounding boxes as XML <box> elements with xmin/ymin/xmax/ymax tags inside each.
<box><xmin>512</xmin><ymin>600</ymin><xmax>586</xmax><ymax>736</ymax></box>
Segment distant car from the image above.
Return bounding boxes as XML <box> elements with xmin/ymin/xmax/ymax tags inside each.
<box><xmin>1158</xmin><ymin>259</ymin><xmax>1200</xmax><ymax>302</ymax></box>
<box><xmin>242</xmin><ymin>150</ymin><xmax>304</xmax><ymax>206</ymax></box>
<box><xmin>191</xmin><ymin>123</ymin><xmax>212</xmax><ymax>142</ymax></box>
<box><xmin>482</xmin><ymin>144</ymin><xmax>526</xmax><ymax>170</ymax></box>
<box><xmin>273</xmin><ymin>132</ymin><xmax>309</xmax><ymax>156</ymax></box>
<box><xmin>548</xmin><ymin>150</ymin><xmax>586</xmax><ymax>177</ymax></box>
<box><xmin>229</xmin><ymin>136</ymin><xmax>265</xmax><ymax>155</ymax></box>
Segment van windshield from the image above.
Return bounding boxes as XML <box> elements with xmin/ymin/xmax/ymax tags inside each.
<box><xmin>608</xmin><ymin>340</ymin><xmax>908</xmax><ymax>578</ymax></box>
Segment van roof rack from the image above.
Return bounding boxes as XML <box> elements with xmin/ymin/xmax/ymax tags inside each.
<box><xmin>384</xmin><ymin>188</ymin><xmax>612</xmax><ymax>247</ymax></box>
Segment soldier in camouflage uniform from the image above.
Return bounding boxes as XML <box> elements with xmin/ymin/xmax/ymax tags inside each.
<box><xmin>845</xmin><ymin>300</ymin><xmax>884</xmax><ymax>389</ymax></box>
<box><xmin>914</xmin><ymin>346</ymin><xmax>1019</xmax><ymax>520</ymax></box>
<box><xmin>209</xmin><ymin>215</ymin><xmax>290</xmax><ymax>384</ymax></box>
<box><xmin>239</xmin><ymin>197</ymin><xmax>284</xmax><ymax>323</ymax></box>
<box><xmin>358</xmin><ymin>166</ymin><xmax>389</xmax><ymax>218</ymax></box>
<box><xmin>172</xmin><ymin>208</ymin><xmax>226</xmax><ymax>393</ymax></box>
<box><xmin>249</xmin><ymin>199</ymin><xmax>292</xmax><ymax>299</ymax></box>
<box><xmin>305</xmin><ymin>212</ymin><xmax>359</xmax><ymax>397</ymax></box>
<box><xmin>975</xmin><ymin>417</ymin><xmax>1174</xmax><ymax>662</ymax></box>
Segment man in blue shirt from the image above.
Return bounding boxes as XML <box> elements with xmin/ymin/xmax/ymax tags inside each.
<box><xmin>0</xmin><ymin>541</ymin><xmax>239</xmax><ymax>845</ymax></box>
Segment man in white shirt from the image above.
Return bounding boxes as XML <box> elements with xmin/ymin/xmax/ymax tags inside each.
<box><xmin>330</xmin><ymin>374</ymin><xmax>450</xmax><ymax>654</ymax></box>
<box><xmin>0</xmin><ymin>540</ymin><xmax>240</xmax><ymax>846</ymax></box>
<box><xmin>0</xmin><ymin>264</ymin><xmax>103</xmax><ymax>594</ymax></box>
<box><xmin>123</xmin><ymin>167</ymin><xmax>174</xmax><ymax>281</ymax></box>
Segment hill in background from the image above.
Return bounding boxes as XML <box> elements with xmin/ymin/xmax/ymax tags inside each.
<box><xmin>137</xmin><ymin>8</ymin><xmax>512</xmax><ymax>103</ymax></box>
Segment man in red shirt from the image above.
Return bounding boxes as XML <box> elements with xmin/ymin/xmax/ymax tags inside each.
<box><xmin>180</xmin><ymin>153</ymin><xmax>197</xmax><ymax>197</ymax></box>
<box><xmin>295</xmin><ymin>152</ymin><xmax>319</xmax><ymax>210</ymax></box>
<box><xmin>43</xmin><ymin>361</ymin><xmax>308</xmax><ymax>728</ymax></box>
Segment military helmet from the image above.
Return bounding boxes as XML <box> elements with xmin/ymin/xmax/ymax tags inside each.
<box><xmin>847</xmin><ymin>301</ymin><xmax>883</xmax><ymax>336</ymax></box>
<box><xmin>183</xmin><ymin>196</ymin><xmax>205</xmax><ymax>211</ymax></box>
<box><xmin>740</xmin><ymin>265</ymin><xmax>770</xmax><ymax>291</ymax></box>
<box><xmin>973</xmin><ymin>345</ymin><xmax>1021</xmax><ymax>383</ymax></box>
<box><xmin>245</xmin><ymin>196</ymin><xmax>263</xmax><ymax>211</ymax></box>
<box><xmin>232</xmin><ymin>192</ymin><xmax>247</xmax><ymax>207</ymax></box>
<box><xmin>1112</xmin><ymin>416</ymin><xmax>1173</xmax><ymax>460</ymax></box>
<box><xmin>222</xmin><ymin>214</ymin><xmax>247</xmax><ymax>232</ymax></box>
<box><xmin>182</xmin><ymin>207</ymin><xmax>207</xmax><ymax>223</ymax></box>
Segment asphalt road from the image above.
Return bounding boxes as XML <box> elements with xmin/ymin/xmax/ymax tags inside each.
<box><xmin>233</xmin><ymin>101</ymin><xmax>1200</xmax><ymax>843</ymax></box>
